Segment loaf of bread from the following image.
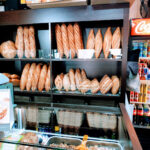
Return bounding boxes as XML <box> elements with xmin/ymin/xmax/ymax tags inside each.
<box><xmin>55</xmin><ymin>73</ymin><xmax>64</xmax><ymax>91</ymax></box>
<box><xmin>103</xmin><ymin>27</ymin><xmax>112</xmax><ymax>59</ymax></box>
<box><xmin>38</xmin><ymin>64</ymin><xmax>47</xmax><ymax>92</ymax></box>
<box><xmin>74</xmin><ymin>23</ymin><xmax>84</xmax><ymax>54</ymax></box>
<box><xmin>112</xmin><ymin>27</ymin><xmax>121</xmax><ymax>49</ymax></box>
<box><xmin>75</xmin><ymin>69</ymin><xmax>82</xmax><ymax>90</ymax></box>
<box><xmin>61</xmin><ymin>24</ymin><xmax>70</xmax><ymax>58</ymax></box>
<box><xmin>90</xmin><ymin>78</ymin><xmax>100</xmax><ymax>94</ymax></box>
<box><xmin>15</xmin><ymin>35</ymin><xmax>18</xmax><ymax>50</ymax></box>
<box><xmin>111</xmin><ymin>76</ymin><xmax>120</xmax><ymax>94</ymax></box>
<box><xmin>99</xmin><ymin>75</ymin><xmax>113</xmax><ymax>94</ymax></box>
<box><xmin>9</xmin><ymin>79</ymin><xmax>20</xmax><ymax>86</ymax></box>
<box><xmin>63</xmin><ymin>73</ymin><xmax>70</xmax><ymax>92</ymax></box>
<box><xmin>67</xmin><ymin>24</ymin><xmax>76</xmax><ymax>58</ymax></box>
<box><xmin>95</xmin><ymin>29</ymin><xmax>103</xmax><ymax>58</ymax></box>
<box><xmin>81</xmin><ymin>69</ymin><xmax>87</xmax><ymax>81</ymax></box>
<box><xmin>20</xmin><ymin>63</ymin><xmax>31</xmax><ymax>91</ymax></box>
<box><xmin>31</xmin><ymin>63</ymin><xmax>42</xmax><ymax>91</ymax></box>
<box><xmin>0</xmin><ymin>41</ymin><xmax>17</xmax><ymax>58</ymax></box>
<box><xmin>79</xmin><ymin>79</ymin><xmax>91</xmax><ymax>94</ymax></box>
<box><xmin>87</xmin><ymin>29</ymin><xmax>95</xmax><ymax>49</ymax></box>
<box><xmin>16</xmin><ymin>26</ymin><xmax>24</xmax><ymax>58</ymax></box>
<box><xmin>10</xmin><ymin>74</ymin><xmax>20</xmax><ymax>79</ymax></box>
<box><xmin>29</xmin><ymin>26</ymin><xmax>36</xmax><ymax>58</ymax></box>
<box><xmin>69</xmin><ymin>69</ymin><xmax>76</xmax><ymax>91</ymax></box>
<box><xmin>45</xmin><ymin>65</ymin><xmax>51</xmax><ymax>92</ymax></box>
<box><xmin>55</xmin><ymin>24</ymin><xmax>64</xmax><ymax>58</ymax></box>
<box><xmin>24</xmin><ymin>26</ymin><xmax>30</xmax><ymax>58</ymax></box>
<box><xmin>2</xmin><ymin>73</ymin><xmax>11</xmax><ymax>78</ymax></box>
<box><xmin>26</xmin><ymin>63</ymin><xmax>36</xmax><ymax>91</ymax></box>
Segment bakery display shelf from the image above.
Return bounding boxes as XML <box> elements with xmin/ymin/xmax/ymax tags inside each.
<box><xmin>52</xmin><ymin>58</ymin><xmax>122</xmax><ymax>62</ymax></box>
<box><xmin>0</xmin><ymin>58</ymin><xmax>50</xmax><ymax>62</ymax></box>
<box><xmin>134</xmin><ymin>125</ymin><xmax>150</xmax><ymax>129</ymax></box>
<box><xmin>14</xmin><ymin>87</ymin><xmax>51</xmax><ymax>96</ymax></box>
<box><xmin>52</xmin><ymin>88</ymin><xmax>121</xmax><ymax>98</ymax></box>
<box><xmin>131</xmin><ymin>36</ymin><xmax>150</xmax><ymax>41</ymax></box>
<box><xmin>27</xmin><ymin>0</ymin><xmax>88</xmax><ymax>9</ymax></box>
<box><xmin>130</xmin><ymin>101</ymin><xmax>150</xmax><ymax>105</ymax></box>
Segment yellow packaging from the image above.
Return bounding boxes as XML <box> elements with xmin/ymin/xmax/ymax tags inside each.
<box><xmin>140</xmin><ymin>84</ymin><xmax>143</xmax><ymax>94</ymax></box>
<box><xmin>143</xmin><ymin>84</ymin><xmax>148</xmax><ymax>94</ymax></box>
<box><xmin>143</xmin><ymin>94</ymin><xmax>147</xmax><ymax>103</ymax></box>
<box><xmin>21</xmin><ymin>0</ymin><xmax>26</xmax><ymax>4</ymax></box>
<box><xmin>139</xmin><ymin>93</ymin><xmax>143</xmax><ymax>102</ymax></box>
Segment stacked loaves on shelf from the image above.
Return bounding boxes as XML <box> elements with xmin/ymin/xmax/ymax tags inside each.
<box><xmin>0</xmin><ymin>26</ymin><xmax>36</xmax><ymax>59</ymax></box>
<box><xmin>54</xmin><ymin>69</ymin><xmax>120</xmax><ymax>95</ymax></box>
<box><xmin>55</xmin><ymin>23</ymin><xmax>121</xmax><ymax>59</ymax></box>
<box><xmin>20</xmin><ymin>63</ymin><xmax>51</xmax><ymax>92</ymax></box>
<box><xmin>2</xmin><ymin>73</ymin><xmax>20</xmax><ymax>86</ymax></box>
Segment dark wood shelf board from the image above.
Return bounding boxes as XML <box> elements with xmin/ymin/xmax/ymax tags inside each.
<box><xmin>0</xmin><ymin>58</ymin><xmax>50</xmax><ymax>62</ymax></box>
<box><xmin>130</xmin><ymin>36</ymin><xmax>150</xmax><ymax>41</ymax></box>
<box><xmin>134</xmin><ymin>125</ymin><xmax>150</xmax><ymax>129</ymax></box>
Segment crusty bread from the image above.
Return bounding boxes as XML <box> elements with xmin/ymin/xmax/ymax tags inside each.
<box><xmin>55</xmin><ymin>73</ymin><xmax>64</xmax><ymax>91</ymax></box>
<box><xmin>45</xmin><ymin>65</ymin><xmax>51</xmax><ymax>92</ymax></box>
<box><xmin>69</xmin><ymin>69</ymin><xmax>76</xmax><ymax>91</ymax></box>
<box><xmin>90</xmin><ymin>78</ymin><xmax>100</xmax><ymax>94</ymax></box>
<box><xmin>87</xmin><ymin>29</ymin><xmax>95</xmax><ymax>49</ymax></box>
<box><xmin>111</xmin><ymin>75</ymin><xmax>120</xmax><ymax>94</ymax></box>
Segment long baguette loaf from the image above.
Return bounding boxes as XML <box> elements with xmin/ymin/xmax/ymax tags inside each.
<box><xmin>81</xmin><ymin>69</ymin><xmax>87</xmax><ymax>81</ymax></box>
<box><xmin>111</xmin><ymin>76</ymin><xmax>120</xmax><ymax>94</ymax></box>
<box><xmin>69</xmin><ymin>69</ymin><xmax>76</xmax><ymax>91</ymax></box>
<box><xmin>31</xmin><ymin>63</ymin><xmax>42</xmax><ymax>91</ymax></box>
<box><xmin>55</xmin><ymin>73</ymin><xmax>64</xmax><ymax>91</ymax></box>
<box><xmin>95</xmin><ymin>29</ymin><xmax>103</xmax><ymax>58</ymax></box>
<box><xmin>75</xmin><ymin>69</ymin><xmax>82</xmax><ymax>90</ymax></box>
<box><xmin>29</xmin><ymin>26</ymin><xmax>36</xmax><ymax>58</ymax></box>
<box><xmin>61</xmin><ymin>24</ymin><xmax>70</xmax><ymax>58</ymax></box>
<box><xmin>79</xmin><ymin>79</ymin><xmax>91</xmax><ymax>94</ymax></box>
<box><xmin>99</xmin><ymin>75</ymin><xmax>112</xmax><ymax>94</ymax></box>
<box><xmin>20</xmin><ymin>63</ymin><xmax>31</xmax><ymax>90</ymax></box>
<box><xmin>55</xmin><ymin>24</ymin><xmax>64</xmax><ymax>58</ymax></box>
<box><xmin>26</xmin><ymin>63</ymin><xmax>36</xmax><ymax>91</ymax></box>
<box><xmin>24</xmin><ymin>26</ymin><xmax>30</xmax><ymax>58</ymax></box>
<box><xmin>67</xmin><ymin>24</ymin><xmax>76</xmax><ymax>59</ymax></box>
<box><xmin>87</xmin><ymin>29</ymin><xmax>95</xmax><ymax>49</ymax></box>
<box><xmin>16</xmin><ymin>26</ymin><xmax>24</xmax><ymax>58</ymax></box>
<box><xmin>45</xmin><ymin>65</ymin><xmax>51</xmax><ymax>92</ymax></box>
<box><xmin>112</xmin><ymin>27</ymin><xmax>121</xmax><ymax>49</ymax></box>
<box><xmin>90</xmin><ymin>78</ymin><xmax>100</xmax><ymax>94</ymax></box>
<box><xmin>63</xmin><ymin>73</ymin><xmax>70</xmax><ymax>92</ymax></box>
<box><xmin>103</xmin><ymin>27</ymin><xmax>112</xmax><ymax>59</ymax></box>
<box><xmin>38</xmin><ymin>64</ymin><xmax>48</xmax><ymax>92</ymax></box>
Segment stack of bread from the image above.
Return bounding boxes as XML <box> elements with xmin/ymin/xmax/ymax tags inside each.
<box><xmin>54</xmin><ymin>69</ymin><xmax>120</xmax><ymax>95</ymax></box>
<box><xmin>20</xmin><ymin>63</ymin><xmax>50</xmax><ymax>92</ymax></box>
<box><xmin>55</xmin><ymin>23</ymin><xmax>84</xmax><ymax>59</ymax></box>
<box><xmin>86</xmin><ymin>27</ymin><xmax>121</xmax><ymax>59</ymax></box>
<box><xmin>2</xmin><ymin>73</ymin><xmax>20</xmax><ymax>86</ymax></box>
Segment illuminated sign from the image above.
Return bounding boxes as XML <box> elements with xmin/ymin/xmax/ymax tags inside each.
<box><xmin>131</xmin><ymin>19</ymin><xmax>150</xmax><ymax>36</ymax></box>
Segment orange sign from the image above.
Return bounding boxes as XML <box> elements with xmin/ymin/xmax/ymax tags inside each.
<box><xmin>131</xmin><ymin>19</ymin><xmax>150</xmax><ymax>36</ymax></box>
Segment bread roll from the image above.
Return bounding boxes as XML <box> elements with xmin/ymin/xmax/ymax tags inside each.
<box><xmin>16</xmin><ymin>26</ymin><xmax>24</xmax><ymax>58</ymax></box>
<box><xmin>31</xmin><ymin>63</ymin><xmax>42</xmax><ymax>91</ymax></box>
<box><xmin>24</xmin><ymin>26</ymin><xmax>30</xmax><ymax>58</ymax></box>
<box><xmin>74</xmin><ymin>23</ymin><xmax>84</xmax><ymax>54</ymax></box>
<box><xmin>111</xmin><ymin>76</ymin><xmax>120</xmax><ymax>94</ymax></box>
<box><xmin>10</xmin><ymin>74</ymin><xmax>20</xmax><ymax>79</ymax></box>
<box><xmin>38</xmin><ymin>64</ymin><xmax>47</xmax><ymax>92</ymax></box>
<box><xmin>87</xmin><ymin>29</ymin><xmax>95</xmax><ymax>49</ymax></box>
<box><xmin>29</xmin><ymin>26</ymin><xmax>36</xmax><ymax>58</ymax></box>
<box><xmin>99</xmin><ymin>75</ymin><xmax>113</xmax><ymax>94</ymax></box>
<box><xmin>95</xmin><ymin>29</ymin><xmax>103</xmax><ymax>58</ymax></box>
<box><xmin>67</xmin><ymin>24</ymin><xmax>76</xmax><ymax>58</ymax></box>
<box><xmin>9</xmin><ymin>79</ymin><xmax>20</xmax><ymax>86</ymax></box>
<box><xmin>55</xmin><ymin>73</ymin><xmax>64</xmax><ymax>91</ymax></box>
<box><xmin>61</xmin><ymin>24</ymin><xmax>70</xmax><ymax>58</ymax></box>
<box><xmin>45</xmin><ymin>65</ymin><xmax>51</xmax><ymax>92</ymax></box>
<box><xmin>79</xmin><ymin>79</ymin><xmax>91</xmax><ymax>94</ymax></box>
<box><xmin>103</xmin><ymin>27</ymin><xmax>112</xmax><ymax>59</ymax></box>
<box><xmin>55</xmin><ymin>24</ymin><xmax>64</xmax><ymax>58</ymax></box>
<box><xmin>63</xmin><ymin>73</ymin><xmax>70</xmax><ymax>92</ymax></box>
<box><xmin>15</xmin><ymin>35</ymin><xmax>18</xmax><ymax>50</ymax></box>
<box><xmin>0</xmin><ymin>41</ymin><xmax>17</xmax><ymax>58</ymax></box>
<box><xmin>69</xmin><ymin>69</ymin><xmax>76</xmax><ymax>91</ymax></box>
<box><xmin>2</xmin><ymin>73</ymin><xmax>11</xmax><ymax>78</ymax></box>
<box><xmin>26</xmin><ymin>63</ymin><xmax>36</xmax><ymax>91</ymax></box>
<box><xmin>112</xmin><ymin>27</ymin><xmax>121</xmax><ymax>49</ymax></box>
<box><xmin>75</xmin><ymin>69</ymin><xmax>82</xmax><ymax>90</ymax></box>
<box><xmin>81</xmin><ymin>69</ymin><xmax>87</xmax><ymax>81</ymax></box>
<box><xmin>90</xmin><ymin>78</ymin><xmax>100</xmax><ymax>94</ymax></box>
<box><xmin>20</xmin><ymin>63</ymin><xmax>31</xmax><ymax>91</ymax></box>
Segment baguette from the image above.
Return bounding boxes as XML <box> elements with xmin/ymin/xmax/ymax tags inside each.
<box><xmin>55</xmin><ymin>73</ymin><xmax>64</xmax><ymax>91</ymax></box>
<box><xmin>24</xmin><ymin>26</ymin><xmax>30</xmax><ymax>58</ymax></box>
<box><xmin>79</xmin><ymin>79</ymin><xmax>91</xmax><ymax>94</ymax></box>
<box><xmin>90</xmin><ymin>78</ymin><xmax>100</xmax><ymax>94</ymax></box>
<box><xmin>87</xmin><ymin>29</ymin><xmax>95</xmax><ymax>49</ymax></box>
<box><xmin>45</xmin><ymin>65</ymin><xmax>51</xmax><ymax>92</ymax></box>
<box><xmin>75</xmin><ymin>69</ymin><xmax>82</xmax><ymax>90</ymax></box>
<box><xmin>38</xmin><ymin>64</ymin><xmax>47</xmax><ymax>92</ymax></box>
<box><xmin>9</xmin><ymin>79</ymin><xmax>20</xmax><ymax>86</ymax></box>
<box><xmin>10</xmin><ymin>74</ymin><xmax>20</xmax><ymax>79</ymax></box>
<box><xmin>63</xmin><ymin>73</ymin><xmax>70</xmax><ymax>92</ymax></box>
<box><xmin>112</xmin><ymin>27</ymin><xmax>121</xmax><ymax>49</ymax></box>
<box><xmin>69</xmin><ymin>69</ymin><xmax>76</xmax><ymax>91</ymax></box>
<box><xmin>26</xmin><ymin>63</ymin><xmax>36</xmax><ymax>91</ymax></box>
<box><xmin>111</xmin><ymin>76</ymin><xmax>120</xmax><ymax>94</ymax></box>
<box><xmin>31</xmin><ymin>63</ymin><xmax>42</xmax><ymax>91</ymax></box>
<box><xmin>81</xmin><ymin>69</ymin><xmax>87</xmax><ymax>81</ymax></box>
<box><xmin>55</xmin><ymin>24</ymin><xmax>64</xmax><ymax>58</ymax></box>
<box><xmin>20</xmin><ymin>63</ymin><xmax>31</xmax><ymax>91</ymax></box>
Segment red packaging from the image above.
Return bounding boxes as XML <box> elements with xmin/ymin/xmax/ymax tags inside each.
<box><xmin>130</xmin><ymin>91</ymin><xmax>134</xmax><ymax>102</ymax></box>
<box><xmin>134</xmin><ymin>92</ymin><xmax>139</xmax><ymax>102</ymax></box>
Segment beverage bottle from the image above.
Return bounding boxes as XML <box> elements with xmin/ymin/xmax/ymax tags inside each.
<box><xmin>143</xmin><ymin>105</ymin><xmax>150</xmax><ymax>126</ymax></box>
<box><xmin>137</xmin><ymin>104</ymin><xmax>144</xmax><ymax>125</ymax></box>
<box><xmin>133</xmin><ymin>105</ymin><xmax>137</xmax><ymax>125</ymax></box>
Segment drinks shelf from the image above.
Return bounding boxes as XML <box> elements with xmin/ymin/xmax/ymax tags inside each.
<box><xmin>131</xmin><ymin>102</ymin><xmax>150</xmax><ymax>105</ymax></box>
<box><xmin>134</xmin><ymin>125</ymin><xmax>150</xmax><ymax>129</ymax></box>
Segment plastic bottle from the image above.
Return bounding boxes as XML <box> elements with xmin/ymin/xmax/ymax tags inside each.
<box><xmin>137</xmin><ymin>104</ymin><xmax>144</xmax><ymax>125</ymax></box>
